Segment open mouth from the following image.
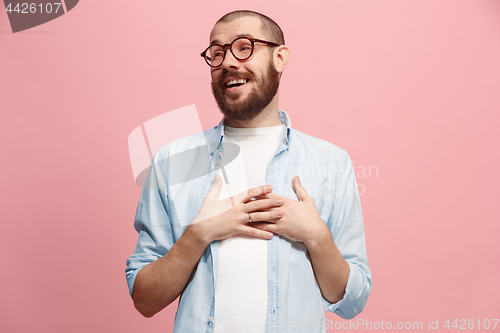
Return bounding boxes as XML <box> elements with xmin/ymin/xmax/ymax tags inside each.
<box><xmin>226</xmin><ymin>78</ymin><xmax>249</xmax><ymax>89</ymax></box>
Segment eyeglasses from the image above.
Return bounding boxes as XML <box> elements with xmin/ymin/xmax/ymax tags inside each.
<box><xmin>201</xmin><ymin>36</ymin><xmax>280</xmax><ymax>68</ymax></box>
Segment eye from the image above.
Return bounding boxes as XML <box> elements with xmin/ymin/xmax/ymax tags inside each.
<box><xmin>234</xmin><ymin>42</ymin><xmax>252</xmax><ymax>56</ymax></box>
<box><xmin>209</xmin><ymin>46</ymin><xmax>224</xmax><ymax>60</ymax></box>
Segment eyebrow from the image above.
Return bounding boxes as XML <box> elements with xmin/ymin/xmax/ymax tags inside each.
<box><xmin>210</xmin><ymin>33</ymin><xmax>255</xmax><ymax>45</ymax></box>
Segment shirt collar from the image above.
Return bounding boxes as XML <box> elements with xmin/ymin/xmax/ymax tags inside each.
<box><xmin>209</xmin><ymin>110</ymin><xmax>292</xmax><ymax>155</ymax></box>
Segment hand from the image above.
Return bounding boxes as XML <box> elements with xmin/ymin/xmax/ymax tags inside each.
<box><xmin>252</xmin><ymin>176</ymin><xmax>329</xmax><ymax>244</ymax></box>
<box><xmin>190</xmin><ymin>175</ymin><xmax>285</xmax><ymax>243</ymax></box>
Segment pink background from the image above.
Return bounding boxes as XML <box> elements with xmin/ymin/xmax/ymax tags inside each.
<box><xmin>1</xmin><ymin>0</ymin><xmax>499</xmax><ymax>332</ymax></box>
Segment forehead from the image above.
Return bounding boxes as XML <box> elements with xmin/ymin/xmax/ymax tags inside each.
<box><xmin>209</xmin><ymin>16</ymin><xmax>264</xmax><ymax>44</ymax></box>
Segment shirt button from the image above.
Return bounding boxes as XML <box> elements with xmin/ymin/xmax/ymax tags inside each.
<box><xmin>208</xmin><ymin>317</ymin><xmax>212</xmax><ymax>322</ymax></box>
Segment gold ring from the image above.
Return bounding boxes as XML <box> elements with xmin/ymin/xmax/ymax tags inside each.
<box><xmin>248</xmin><ymin>213</ymin><xmax>252</xmax><ymax>223</ymax></box>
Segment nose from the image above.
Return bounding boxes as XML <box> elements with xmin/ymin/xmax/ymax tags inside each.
<box><xmin>220</xmin><ymin>48</ymin><xmax>240</xmax><ymax>70</ymax></box>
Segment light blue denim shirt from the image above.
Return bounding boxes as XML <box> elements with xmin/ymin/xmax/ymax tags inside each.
<box><xmin>126</xmin><ymin>110</ymin><xmax>372</xmax><ymax>333</ymax></box>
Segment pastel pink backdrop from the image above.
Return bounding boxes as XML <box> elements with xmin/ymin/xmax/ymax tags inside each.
<box><xmin>1</xmin><ymin>1</ymin><xmax>499</xmax><ymax>332</ymax></box>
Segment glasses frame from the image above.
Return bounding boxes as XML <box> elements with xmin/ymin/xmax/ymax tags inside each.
<box><xmin>200</xmin><ymin>36</ymin><xmax>281</xmax><ymax>68</ymax></box>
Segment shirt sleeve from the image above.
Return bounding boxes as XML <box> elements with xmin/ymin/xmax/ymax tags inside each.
<box><xmin>125</xmin><ymin>147</ymin><xmax>175</xmax><ymax>298</ymax></box>
<box><xmin>322</xmin><ymin>150</ymin><xmax>372</xmax><ymax>319</ymax></box>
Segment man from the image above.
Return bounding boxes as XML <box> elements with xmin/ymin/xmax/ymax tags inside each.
<box><xmin>126</xmin><ymin>10</ymin><xmax>371</xmax><ymax>332</ymax></box>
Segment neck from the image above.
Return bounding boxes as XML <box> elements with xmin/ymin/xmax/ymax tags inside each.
<box><xmin>224</xmin><ymin>93</ymin><xmax>281</xmax><ymax>128</ymax></box>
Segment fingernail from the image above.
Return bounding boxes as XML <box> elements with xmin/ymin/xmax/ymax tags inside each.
<box><xmin>267</xmin><ymin>233</ymin><xmax>274</xmax><ymax>239</ymax></box>
<box><xmin>276</xmin><ymin>210</ymin><xmax>282</xmax><ymax>217</ymax></box>
<box><xmin>267</xmin><ymin>185</ymin><xmax>273</xmax><ymax>192</ymax></box>
<box><xmin>276</xmin><ymin>199</ymin><xmax>283</xmax><ymax>205</ymax></box>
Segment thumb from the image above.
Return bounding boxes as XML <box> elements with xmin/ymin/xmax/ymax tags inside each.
<box><xmin>206</xmin><ymin>174</ymin><xmax>223</xmax><ymax>200</ymax></box>
<box><xmin>293</xmin><ymin>176</ymin><xmax>308</xmax><ymax>201</ymax></box>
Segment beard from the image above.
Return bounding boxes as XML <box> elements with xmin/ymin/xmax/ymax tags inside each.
<box><xmin>211</xmin><ymin>61</ymin><xmax>280</xmax><ymax>122</ymax></box>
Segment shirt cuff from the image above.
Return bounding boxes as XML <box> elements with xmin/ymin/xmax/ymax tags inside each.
<box><xmin>323</xmin><ymin>262</ymin><xmax>369</xmax><ymax>319</ymax></box>
<box><xmin>125</xmin><ymin>254</ymin><xmax>161</xmax><ymax>299</ymax></box>
<box><xmin>126</xmin><ymin>266</ymin><xmax>142</xmax><ymax>299</ymax></box>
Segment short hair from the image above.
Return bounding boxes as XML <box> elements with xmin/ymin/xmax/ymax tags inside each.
<box><xmin>215</xmin><ymin>10</ymin><xmax>285</xmax><ymax>45</ymax></box>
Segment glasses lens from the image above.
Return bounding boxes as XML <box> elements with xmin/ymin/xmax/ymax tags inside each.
<box><xmin>206</xmin><ymin>45</ymin><xmax>225</xmax><ymax>67</ymax></box>
<box><xmin>232</xmin><ymin>38</ymin><xmax>253</xmax><ymax>60</ymax></box>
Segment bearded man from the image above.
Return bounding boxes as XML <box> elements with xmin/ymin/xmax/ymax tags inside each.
<box><xmin>126</xmin><ymin>10</ymin><xmax>372</xmax><ymax>333</ymax></box>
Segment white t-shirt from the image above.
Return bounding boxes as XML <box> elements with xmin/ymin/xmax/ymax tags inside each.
<box><xmin>214</xmin><ymin>123</ymin><xmax>287</xmax><ymax>333</ymax></box>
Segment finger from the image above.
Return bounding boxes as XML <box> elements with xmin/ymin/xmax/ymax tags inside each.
<box><xmin>241</xmin><ymin>185</ymin><xmax>273</xmax><ymax>203</ymax></box>
<box><xmin>262</xmin><ymin>192</ymin><xmax>278</xmax><ymax>200</ymax></box>
<box><xmin>251</xmin><ymin>222</ymin><xmax>278</xmax><ymax>234</ymax></box>
<box><xmin>247</xmin><ymin>210</ymin><xmax>283</xmax><ymax>223</ymax></box>
<box><xmin>205</xmin><ymin>174</ymin><xmax>223</xmax><ymax>200</ymax></box>
<box><xmin>293</xmin><ymin>176</ymin><xmax>309</xmax><ymax>201</ymax></box>
<box><xmin>245</xmin><ymin>197</ymin><xmax>283</xmax><ymax>213</ymax></box>
<box><xmin>238</xmin><ymin>225</ymin><xmax>274</xmax><ymax>240</ymax></box>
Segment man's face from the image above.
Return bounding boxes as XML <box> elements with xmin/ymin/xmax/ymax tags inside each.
<box><xmin>209</xmin><ymin>17</ymin><xmax>280</xmax><ymax>122</ymax></box>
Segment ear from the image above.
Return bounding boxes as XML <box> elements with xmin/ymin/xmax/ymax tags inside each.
<box><xmin>273</xmin><ymin>45</ymin><xmax>291</xmax><ymax>74</ymax></box>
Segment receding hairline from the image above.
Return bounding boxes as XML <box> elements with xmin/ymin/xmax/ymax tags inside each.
<box><xmin>212</xmin><ymin>10</ymin><xmax>285</xmax><ymax>45</ymax></box>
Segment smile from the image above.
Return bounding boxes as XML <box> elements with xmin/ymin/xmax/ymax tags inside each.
<box><xmin>226</xmin><ymin>78</ymin><xmax>248</xmax><ymax>88</ymax></box>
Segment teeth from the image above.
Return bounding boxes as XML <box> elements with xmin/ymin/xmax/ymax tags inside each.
<box><xmin>226</xmin><ymin>79</ymin><xmax>247</xmax><ymax>86</ymax></box>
